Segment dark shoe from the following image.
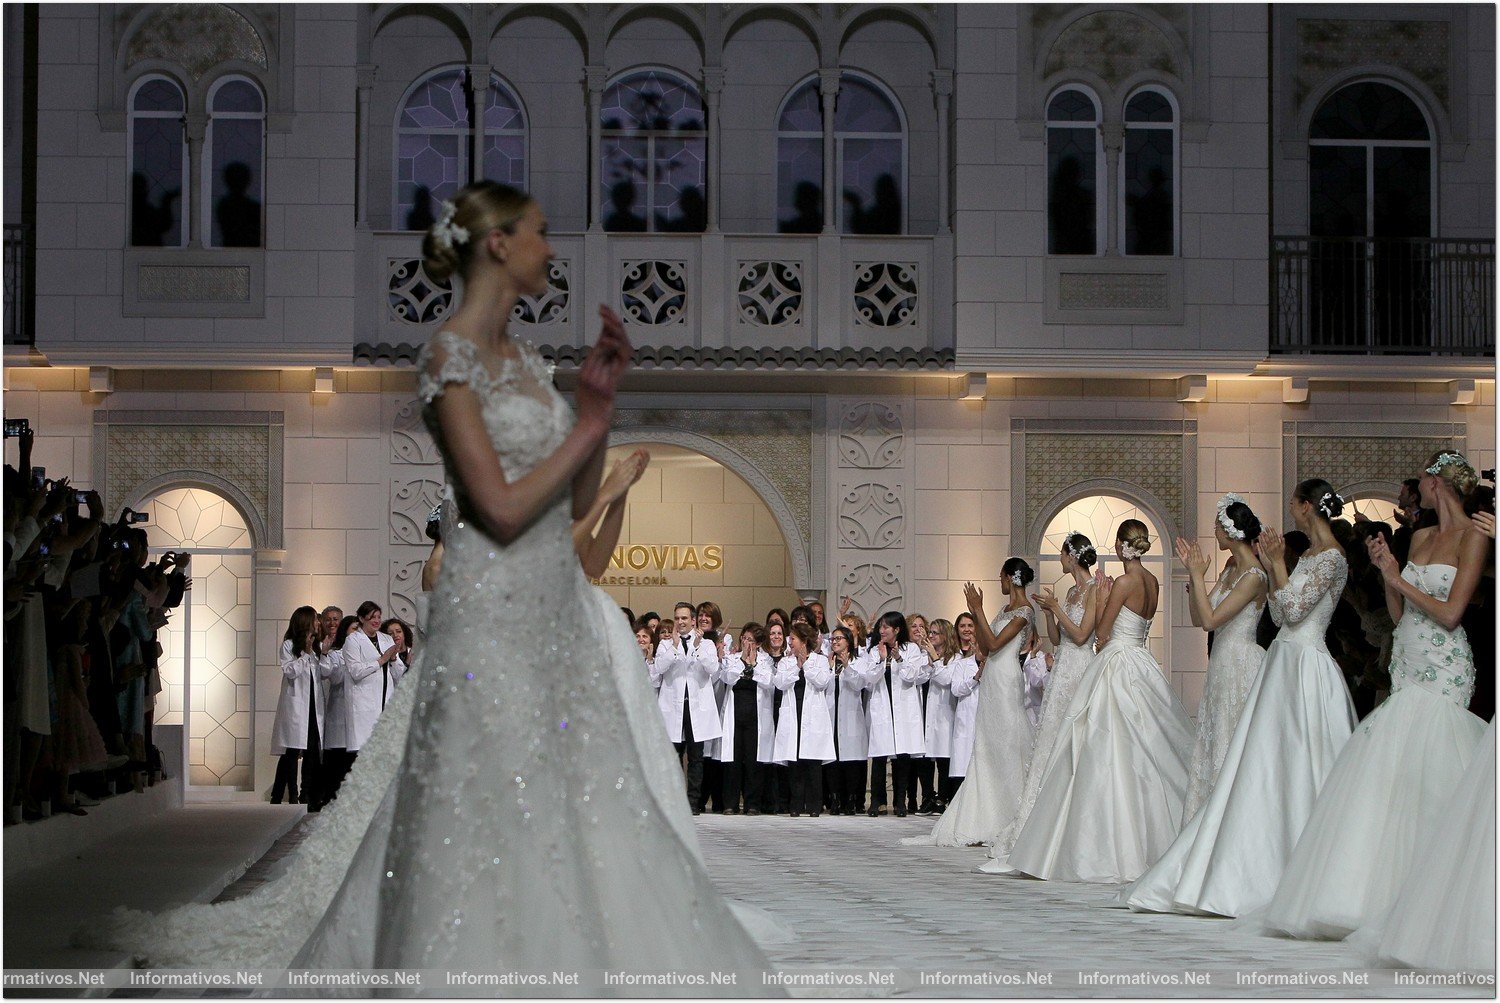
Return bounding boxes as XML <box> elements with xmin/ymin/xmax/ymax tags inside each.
<box><xmin>790</xmin><ymin>811</ymin><xmax>800</xmax><ymax>818</ymax></box>
<box><xmin>895</xmin><ymin>807</ymin><xmax>907</xmax><ymax>817</ymax></box>
<box><xmin>745</xmin><ymin>808</ymin><xmax>761</xmax><ymax>816</ymax></box>
<box><xmin>809</xmin><ymin>812</ymin><xmax>820</xmax><ymax>818</ymax></box>
<box><xmin>691</xmin><ymin>807</ymin><xmax>701</xmax><ymax>815</ymax></box>
<box><xmin>867</xmin><ymin>807</ymin><xmax>880</xmax><ymax>817</ymax></box>
<box><xmin>918</xmin><ymin>799</ymin><xmax>938</xmax><ymax>815</ymax></box>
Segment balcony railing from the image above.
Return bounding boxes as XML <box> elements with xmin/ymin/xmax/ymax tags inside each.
<box><xmin>4</xmin><ymin>222</ymin><xmax>31</xmax><ymax>346</ymax></box>
<box><xmin>1271</xmin><ymin>236</ymin><xmax>1494</xmax><ymax>355</ymax></box>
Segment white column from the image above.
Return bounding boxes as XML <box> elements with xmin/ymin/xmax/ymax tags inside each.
<box><xmin>1102</xmin><ymin>122</ymin><xmax>1122</xmax><ymax>256</ymax></box>
<box><xmin>931</xmin><ymin>70</ymin><xmax>953</xmax><ymax>236</ymax></box>
<box><xmin>355</xmin><ymin>63</ymin><xmax>375</xmax><ymax>228</ymax></box>
<box><xmin>702</xmin><ymin>66</ymin><xmax>724</xmax><ymax>233</ymax></box>
<box><xmin>185</xmin><ymin>112</ymin><xmax>206</xmax><ymax>247</ymax></box>
<box><xmin>468</xmin><ymin>63</ymin><xmax>490</xmax><ymax>185</ymax></box>
<box><xmin>585</xmin><ymin>65</ymin><xmax>608</xmax><ymax>232</ymax></box>
<box><xmin>818</xmin><ymin>68</ymin><xmax>841</xmax><ymax>233</ymax></box>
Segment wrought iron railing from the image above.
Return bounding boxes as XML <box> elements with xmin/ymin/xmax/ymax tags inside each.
<box><xmin>1271</xmin><ymin>236</ymin><xmax>1494</xmax><ymax>355</ymax></box>
<box><xmin>4</xmin><ymin>222</ymin><xmax>31</xmax><ymax>346</ymax></box>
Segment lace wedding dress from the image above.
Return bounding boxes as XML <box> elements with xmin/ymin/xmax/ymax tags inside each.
<box><xmin>1005</xmin><ymin>605</ymin><xmax>1195</xmax><ymax>884</ymax></box>
<box><xmin>1262</xmin><ymin>563</ymin><xmax>1485</xmax><ymax>939</ymax></box>
<box><xmin>903</xmin><ymin>606</ymin><xmax>1034</xmax><ymax>847</ymax></box>
<box><xmin>81</xmin><ymin>332</ymin><xmax>773</xmax><ymax>991</ymax></box>
<box><xmin>980</xmin><ymin>586</ymin><xmax>1094</xmax><ymax>872</ymax></box>
<box><xmin>1122</xmin><ymin>549</ymin><xmax>1356</xmax><ymax>917</ymax></box>
<box><xmin>1183</xmin><ymin>566</ymin><xmax>1267</xmax><ymax>821</ymax></box>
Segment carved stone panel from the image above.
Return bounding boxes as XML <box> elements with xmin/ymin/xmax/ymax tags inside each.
<box><xmin>1043</xmin><ymin>10</ymin><xmax>1184</xmax><ymax>85</ymax></box>
<box><xmin>621</xmin><ymin>260</ymin><xmax>688</xmax><ymax>326</ymax></box>
<box><xmin>1284</xmin><ymin>421</ymin><xmax>1465</xmax><ymax>500</ymax></box>
<box><xmin>390</xmin><ymin>398</ymin><xmax>439</xmax><ymax>466</ymax></box>
<box><xmin>1295</xmin><ymin>18</ymin><xmax>1450</xmax><ymax>109</ymax></box>
<box><xmin>853</xmin><ymin>262</ymin><xmax>919</xmax><ymax>328</ymax></box>
<box><xmin>837</xmin><ymin>401</ymin><xmax>904</xmax><ymax>469</ymax></box>
<box><xmin>390</xmin><ymin>476</ymin><xmax>446</xmax><ymax>546</ymax></box>
<box><xmin>837</xmin><ymin>562</ymin><xmax>904</xmax><ymax>623</ymax></box>
<box><xmin>837</xmin><ymin>481</ymin><xmax>905</xmax><ymax>550</ymax></box>
<box><xmin>388</xmin><ymin>557</ymin><xmax>425</xmax><ymax>631</ymax></box>
<box><xmin>125</xmin><ymin>3</ymin><xmax>268</xmax><ymax>77</ymax></box>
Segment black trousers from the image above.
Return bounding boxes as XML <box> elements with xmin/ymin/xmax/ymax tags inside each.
<box><xmin>300</xmin><ymin>689</ymin><xmax>321</xmax><ymax>805</ymax></box>
<box><xmin>722</xmin><ymin>697</ymin><xmax>763</xmax><ymax>810</ymax></box>
<box><xmin>915</xmin><ymin>756</ymin><xmax>939</xmax><ymax>805</ymax></box>
<box><xmin>869</xmin><ymin>754</ymin><xmax>916</xmax><ymax>809</ymax></box>
<box><xmin>673</xmin><ymin>702</ymin><xmax>704</xmax><ymax>807</ymax></box>
<box><xmin>789</xmin><ymin>758</ymin><xmax>823</xmax><ymax>815</ymax></box>
<box><xmin>823</xmin><ymin>760</ymin><xmax>866</xmax><ymax>812</ymax></box>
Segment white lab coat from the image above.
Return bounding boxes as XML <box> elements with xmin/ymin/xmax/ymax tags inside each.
<box><xmin>270</xmin><ymin>639</ymin><xmax>328</xmax><ymax>754</ymax></box>
<box><xmin>712</xmin><ymin>649</ymin><xmax>777</xmax><ymax>763</ymax></box>
<box><xmin>923</xmin><ymin>653</ymin><xmax>959</xmax><ymax>759</ymax></box>
<box><xmin>860</xmin><ymin>641</ymin><xmax>931</xmax><ymax>757</ymax></box>
<box><xmin>320</xmin><ymin>647</ymin><xmax>351</xmax><ymax>750</ymax></box>
<box><xmin>772</xmin><ymin>652</ymin><xmax>836</xmax><ymax>763</ymax></box>
<box><xmin>342</xmin><ymin>630</ymin><xmax>398</xmax><ymax>752</ymax></box>
<box><xmin>827</xmin><ymin>651</ymin><xmax>872</xmax><ymax>761</ymax></box>
<box><xmin>702</xmin><ymin>634</ymin><xmax>735</xmax><ymax>759</ymax></box>
<box><xmin>651</xmin><ymin>635</ymin><xmax>723</xmax><ymax>743</ymax></box>
<box><xmin>947</xmin><ymin>653</ymin><xmax>982</xmax><ymax>777</ymax></box>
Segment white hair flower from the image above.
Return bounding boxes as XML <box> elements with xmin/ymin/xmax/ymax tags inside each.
<box><xmin>1119</xmin><ymin>538</ymin><xmax>1147</xmax><ymax>560</ymax></box>
<box><xmin>1010</xmin><ymin>570</ymin><xmax>1026</xmax><ymax>587</ymax></box>
<box><xmin>431</xmin><ymin>199</ymin><xmax>470</xmax><ymax>251</ymax></box>
<box><xmin>1426</xmin><ymin>452</ymin><xmax>1468</xmax><ymax>476</ymax></box>
<box><xmin>1217</xmin><ymin>492</ymin><xmax>1248</xmax><ymax>540</ymax></box>
<box><xmin>1317</xmin><ymin>491</ymin><xmax>1343</xmax><ymax>519</ymax></box>
<box><xmin>1064</xmin><ymin>533</ymin><xmax>1095</xmax><ymax>564</ymax></box>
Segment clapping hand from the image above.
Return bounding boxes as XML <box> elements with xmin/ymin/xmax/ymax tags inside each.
<box><xmin>1473</xmin><ymin>511</ymin><xmax>1496</xmax><ymax>540</ymax></box>
<box><xmin>1035</xmin><ymin>587</ymin><xmax>1060</xmax><ymax>617</ymax></box>
<box><xmin>1256</xmin><ymin>527</ymin><xmax>1285</xmax><ymax>571</ymax></box>
<box><xmin>601</xmin><ymin>447</ymin><xmax>650</xmax><ymax>503</ymax></box>
<box><xmin>1366</xmin><ymin>533</ymin><xmax>1400</xmax><ymax>581</ymax></box>
<box><xmin>1174</xmin><ymin>537</ymin><xmax>1210</xmax><ymax>579</ymax></box>
<box><xmin>838</xmin><ymin>595</ymin><xmax>852</xmax><ymax>617</ymax></box>
<box><xmin>575</xmin><ymin>305</ymin><xmax>632</xmax><ymax>430</ymax></box>
<box><xmin>962</xmin><ymin>581</ymin><xmax>985</xmax><ymax>619</ymax></box>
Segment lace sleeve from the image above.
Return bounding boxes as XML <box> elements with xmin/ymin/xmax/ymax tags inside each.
<box><xmin>1269</xmin><ymin>550</ymin><xmax>1347</xmax><ymax>626</ymax></box>
<box><xmin>417</xmin><ymin>332</ymin><xmax>480</xmax><ymax>405</ymax></box>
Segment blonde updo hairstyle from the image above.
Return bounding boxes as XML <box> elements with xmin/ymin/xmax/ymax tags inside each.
<box><xmin>1116</xmin><ymin>518</ymin><xmax>1152</xmax><ymax>557</ymax></box>
<box><xmin>421</xmin><ymin>181</ymin><xmax>535</xmax><ymax>284</ymax></box>
<box><xmin>1426</xmin><ymin>451</ymin><xmax>1480</xmax><ymax>501</ymax></box>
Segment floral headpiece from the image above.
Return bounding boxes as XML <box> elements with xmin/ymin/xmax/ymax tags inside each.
<box><xmin>1064</xmin><ymin>533</ymin><xmax>1095</xmax><ymax>564</ymax></box>
<box><xmin>431</xmin><ymin>200</ymin><xmax>470</xmax><ymax>251</ymax></box>
<box><xmin>1119</xmin><ymin>538</ymin><xmax>1147</xmax><ymax>560</ymax></box>
<box><xmin>426</xmin><ymin>503</ymin><xmax>443</xmax><ymax>524</ymax></box>
<box><xmin>1317</xmin><ymin>491</ymin><xmax>1343</xmax><ymax>519</ymax></box>
<box><xmin>1426</xmin><ymin>452</ymin><xmax>1469</xmax><ymax>476</ymax></box>
<box><xmin>1217</xmin><ymin>492</ymin><xmax>1248</xmax><ymax>540</ymax></box>
<box><xmin>1010</xmin><ymin>569</ymin><xmax>1026</xmax><ymax>587</ymax></box>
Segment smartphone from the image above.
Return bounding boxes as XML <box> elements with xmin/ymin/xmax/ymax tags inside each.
<box><xmin>74</xmin><ymin>490</ymin><xmax>88</xmax><ymax>504</ymax></box>
<box><xmin>126</xmin><ymin>511</ymin><xmax>150</xmax><ymax>524</ymax></box>
<box><xmin>3</xmin><ymin>418</ymin><xmax>30</xmax><ymax>438</ymax></box>
<box><xmin>30</xmin><ymin>466</ymin><xmax>44</xmax><ymax>489</ymax></box>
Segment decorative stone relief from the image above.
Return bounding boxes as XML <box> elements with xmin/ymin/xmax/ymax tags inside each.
<box><xmin>838</xmin><ymin>562</ymin><xmax>904</xmax><ymax>623</ymax></box>
<box><xmin>1058</xmin><ymin>271</ymin><xmax>1170</xmax><ymax>311</ymax></box>
<box><xmin>388</xmin><ymin>259</ymin><xmax>452</xmax><ymax>325</ymax></box>
<box><xmin>621</xmin><ymin>260</ymin><xmax>688</xmax><ymax>326</ymax></box>
<box><xmin>138</xmin><ymin>265</ymin><xmax>251</xmax><ymax>303</ymax></box>
<box><xmin>513</xmin><ymin>260</ymin><xmax>571</xmax><ymax>325</ymax></box>
<box><xmin>388</xmin><ymin>557</ymin><xmax>425</xmax><ymax>631</ymax></box>
<box><xmin>1043</xmin><ymin>11</ymin><xmax>1182</xmax><ymax>85</ymax></box>
<box><xmin>853</xmin><ymin>262</ymin><xmax>918</xmax><ymax>328</ymax></box>
<box><xmin>1295</xmin><ymin>19</ymin><xmax>1449</xmax><ymax>109</ymax></box>
<box><xmin>390</xmin><ymin>398</ymin><xmax>439</xmax><ymax>466</ymax></box>
<box><xmin>736</xmin><ymin>261</ymin><xmax>803</xmax><ymax>326</ymax></box>
<box><xmin>838</xmin><ymin>402</ymin><xmax>904</xmax><ymax>469</ymax></box>
<box><xmin>125</xmin><ymin>4</ymin><xmax>268</xmax><ymax>78</ymax></box>
<box><xmin>390</xmin><ymin>476</ymin><xmax>446</xmax><ymax>546</ymax></box>
<box><xmin>1290</xmin><ymin>427</ymin><xmax>1463</xmax><ymax>495</ymax></box>
<box><xmin>837</xmin><ymin>482</ymin><xmax>905</xmax><ymax>550</ymax></box>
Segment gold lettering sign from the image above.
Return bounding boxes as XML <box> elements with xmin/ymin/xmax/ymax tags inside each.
<box><xmin>607</xmin><ymin>545</ymin><xmax>723</xmax><ymax>573</ymax></box>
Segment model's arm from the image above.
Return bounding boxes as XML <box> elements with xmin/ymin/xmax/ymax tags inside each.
<box><xmin>1094</xmin><ymin>575</ymin><xmax>1136</xmax><ymax>645</ymax></box>
<box><xmin>1373</xmin><ymin>530</ymin><xmax>1488</xmax><ymax>631</ymax></box>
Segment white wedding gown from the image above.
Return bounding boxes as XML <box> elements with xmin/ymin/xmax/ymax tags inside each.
<box><xmin>1005</xmin><ymin>605</ymin><xmax>1195</xmax><ymax>884</ymax></box>
<box><xmin>1262</xmin><ymin>563</ymin><xmax>1485</xmax><ymax>939</ymax></box>
<box><xmin>980</xmin><ymin>587</ymin><xmax>1094</xmax><ymax>872</ymax></box>
<box><xmin>81</xmin><ymin>332</ymin><xmax>774</xmax><ymax>992</ymax></box>
<box><xmin>1122</xmin><ymin>549</ymin><xmax>1355</xmax><ymax>917</ymax></box>
<box><xmin>903</xmin><ymin>606</ymin><xmax>1034</xmax><ymax>847</ymax></box>
<box><xmin>1183</xmin><ymin>567</ymin><xmax>1267</xmax><ymax>821</ymax></box>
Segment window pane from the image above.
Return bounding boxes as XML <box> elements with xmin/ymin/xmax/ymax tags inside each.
<box><xmin>485</xmin><ymin>79</ymin><xmax>523</xmax><ymax>132</ymax></box>
<box><xmin>397</xmin><ymin>132</ymin><xmax>464</xmax><ymax>231</ymax></box>
<box><xmin>652</xmin><ymin>137</ymin><xmax>707</xmax><ymax>232</ymax></box>
<box><xmin>602</xmin><ymin>71</ymin><xmax>703</xmax><ymax>132</ymax></box>
<box><xmin>1047</xmin><ymin>126</ymin><xmax>1096</xmax><ymax>253</ymax></box>
<box><xmin>601</xmin><ymin>136</ymin><xmax>648</xmax><ymax>232</ymax></box>
<box><xmin>1373</xmin><ymin>145</ymin><xmax>1430</xmax><ymax>238</ymax></box>
<box><xmin>134</xmin><ymin>78</ymin><xmax>183</xmax><ymax>112</ymax></box>
<box><xmin>1309</xmin><ymin>143</ymin><xmax>1366</xmax><ymax>237</ymax></box>
<box><xmin>212</xmin><ymin>79</ymin><xmax>262</xmax><ymax>113</ymax></box>
<box><xmin>777</xmin><ymin>137</ymin><xmax>823</xmax><ymax>233</ymax></box>
<box><xmin>131</xmin><ymin>117</ymin><xmax>183</xmax><ymax>246</ymax></box>
<box><xmin>482</xmin><ymin>134</ymin><xmax>525</xmax><ymax>187</ymax></box>
<box><xmin>840</xmin><ymin>137</ymin><xmax>902</xmax><ymax>234</ymax></box>
<box><xmin>779</xmin><ymin>81</ymin><xmax>821</xmax><ymax>132</ymax></box>
<box><xmin>1046</xmin><ymin>89</ymin><xmax>1095</xmax><ymax>123</ymax></box>
<box><xmin>835</xmin><ymin>76</ymin><xmax>900</xmax><ymax>134</ymax></box>
<box><xmin>210</xmin><ymin>118</ymin><xmax>263</xmax><ymax>247</ymax></box>
<box><xmin>1125</xmin><ymin>90</ymin><xmax>1173</xmax><ymax>123</ymax></box>
<box><xmin>1124</xmin><ymin>127</ymin><xmax>1173</xmax><ymax>255</ymax></box>
<box><xmin>399</xmin><ymin>70</ymin><xmax>468</xmax><ymax>130</ymax></box>
<box><xmin>1310</xmin><ymin>81</ymin><xmax>1429</xmax><ymax>141</ymax></box>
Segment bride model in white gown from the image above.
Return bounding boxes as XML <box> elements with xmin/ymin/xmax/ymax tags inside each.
<box><xmin>1179</xmin><ymin>496</ymin><xmax>1268</xmax><ymax>822</ymax></box>
<box><xmin>1262</xmin><ymin>454</ymin><xmax>1488</xmax><ymax>940</ymax></box>
<box><xmin>1123</xmin><ymin>479</ymin><xmax>1356</xmax><ymax>918</ymax></box>
<box><xmin>980</xmin><ymin>535</ymin><xmax>1098</xmax><ymax>873</ymax></box>
<box><xmin>1005</xmin><ymin>521</ymin><xmax>1195</xmax><ymax>884</ymax></box>
<box><xmin>80</xmin><ymin>184</ymin><xmax>773</xmax><ymax>991</ymax></box>
<box><xmin>904</xmin><ymin>559</ymin><xmax>1035</xmax><ymax>847</ymax></box>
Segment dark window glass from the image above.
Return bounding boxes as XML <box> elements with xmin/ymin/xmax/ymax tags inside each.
<box><xmin>1310</xmin><ymin>82</ymin><xmax>1429</xmax><ymax>141</ymax></box>
<box><xmin>130</xmin><ymin>78</ymin><xmax>185</xmax><ymax>247</ymax></box>
<box><xmin>1047</xmin><ymin>126</ymin><xmax>1096</xmax><ymax>253</ymax></box>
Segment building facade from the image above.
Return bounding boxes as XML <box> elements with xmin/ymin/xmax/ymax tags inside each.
<box><xmin>4</xmin><ymin>3</ymin><xmax>1493</xmax><ymax>793</ymax></box>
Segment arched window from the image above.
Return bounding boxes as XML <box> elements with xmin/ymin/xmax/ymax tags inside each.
<box><xmin>1308</xmin><ymin>81</ymin><xmax>1435</xmax><ymax>347</ymax></box>
<box><xmin>394</xmin><ymin>68</ymin><xmax>528</xmax><ymax>231</ymax></box>
<box><xmin>775</xmin><ymin>72</ymin><xmax>906</xmax><ymax>235</ymax></box>
<box><xmin>205</xmin><ymin>76</ymin><xmax>265</xmax><ymax>248</ymax></box>
<box><xmin>1122</xmin><ymin>87</ymin><xmax>1177</xmax><ymax>255</ymax></box>
<box><xmin>128</xmin><ymin>76</ymin><xmax>187</xmax><ymax>248</ymax></box>
<box><xmin>1045</xmin><ymin>87</ymin><xmax>1102</xmax><ymax>255</ymax></box>
<box><xmin>600</xmin><ymin>69</ymin><xmax>706</xmax><ymax>233</ymax></box>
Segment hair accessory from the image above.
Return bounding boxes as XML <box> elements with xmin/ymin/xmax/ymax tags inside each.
<box><xmin>1119</xmin><ymin>538</ymin><xmax>1147</xmax><ymax>560</ymax></box>
<box><xmin>1217</xmin><ymin>492</ymin><xmax>1248</xmax><ymax>540</ymax></box>
<box><xmin>1426</xmin><ymin>452</ymin><xmax>1469</xmax><ymax>476</ymax></box>
<box><xmin>431</xmin><ymin>200</ymin><xmax>470</xmax><ymax>251</ymax></box>
<box><xmin>426</xmin><ymin>503</ymin><xmax>443</xmax><ymax>524</ymax></box>
<box><xmin>1317</xmin><ymin>490</ymin><xmax>1343</xmax><ymax>519</ymax></box>
<box><xmin>1010</xmin><ymin>570</ymin><xmax>1026</xmax><ymax>587</ymax></box>
<box><xmin>1064</xmin><ymin>533</ymin><xmax>1096</xmax><ymax>564</ymax></box>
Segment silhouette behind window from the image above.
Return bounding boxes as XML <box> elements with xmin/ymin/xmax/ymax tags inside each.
<box><xmin>215</xmin><ymin>161</ymin><xmax>261</xmax><ymax>247</ymax></box>
<box><xmin>1048</xmin><ymin>157</ymin><xmax>1094</xmax><ymax>254</ymax></box>
<box><xmin>406</xmin><ymin>185</ymin><xmax>436</xmax><ymax>233</ymax></box>
<box><xmin>130</xmin><ymin>171</ymin><xmax>179</xmax><ymax>247</ymax></box>
<box><xmin>780</xmin><ymin>181</ymin><xmax>822</xmax><ymax>234</ymax></box>
<box><xmin>605</xmin><ymin>181</ymin><xmax>647</xmax><ymax>232</ymax></box>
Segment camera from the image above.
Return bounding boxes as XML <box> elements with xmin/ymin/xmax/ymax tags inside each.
<box><xmin>74</xmin><ymin>490</ymin><xmax>88</xmax><ymax>504</ymax></box>
<box><xmin>121</xmin><ymin>507</ymin><xmax>150</xmax><ymax>524</ymax></box>
<box><xmin>3</xmin><ymin>418</ymin><xmax>30</xmax><ymax>438</ymax></box>
<box><xmin>1483</xmin><ymin>469</ymin><xmax>1496</xmax><ymax>482</ymax></box>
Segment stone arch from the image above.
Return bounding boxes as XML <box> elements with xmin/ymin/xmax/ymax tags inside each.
<box><xmin>609</xmin><ymin>426</ymin><xmax>811</xmax><ymax>588</ymax></box>
<box><xmin>1036</xmin><ymin>7</ymin><xmax>1188</xmax><ymax>118</ymax></box>
<box><xmin>488</xmin><ymin>3</ymin><xmax>589</xmax><ymax>62</ymax></box>
<box><xmin>1295</xmin><ymin>69</ymin><xmax>1449</xmax><ymax>153</ymax></box>
<box><xmin>369</xmin><ymin>2</ymin><xmax>473</xmax><ymax>60</ymax></box>
<box><xmin>1027</xmin><ymin>477</ymin><xmax>1180</xmax><ymax>559</ymax></box>
<box><xmin>837</xmin><ymin>4</ymin><xmax>941</xmax><ymax>67</ymax></box>
<box><xmin>1337</xmin><ymin>478</ymin><xmax>1400</xmax><ymax>505</ymax></box>
<box><xmin>723</xmin><ymin>4</ymin><xmax>823</xmax><ymax>63</ymax></box>
<box><xmin>603</xmin><ymin>5</ymin><xmax>708</xmax><ymax>67</ymax></box>
<box><xmin>125</xmin><ymin>471</ymin><xmax>266</xmax><ymax>551</ymax></box>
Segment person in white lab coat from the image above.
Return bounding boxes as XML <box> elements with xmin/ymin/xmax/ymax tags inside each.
<box><xmin>921</xmin><ymin>618</ymin><xmax>961</xmax><ymax>814</ymax></box>
<box><xmin>761</xmin><ymin>615</ymin><xmax>792</xmax><ymax>814</ymax></box>
<box><xmin>716</xmin><ymin>622</ymin><xmax>776</xmax><ymax>813</ymax></box>
<box><xmin>860</xmin><ymin>611</ymin><xmax>931</xmax><ymax>817</ymax></box>
<box><xmin>945</xmin><ymin>612</ymin><xmax>983</xmax><ymax>799</ymax></box>
<box><xmin>635</xmin><ymin>618</ymin><xmax>659</xmax><ymax>697</ymax></box>
<box><xmin>651</xmin><ymin>602</ymin><xmax>722</xmax><ymax>813</ymax></box>
<box><xmin>319</xmin><ymin>614</ymin><xmax>360</xmax><ymax>807</ymax></box>
<box><xmin>270</xmin><ymin>606</ymin><xmax>328</xmax><ymax>807</ymax></box>
<box><xmin>824</xmin><ymin>625</ymin><xmax>871</xmax><ymax>814</ymax></box>
<box><xmin>773</xmin><ymin>621</ymin><xmax>835</xmax><ymax>816</ymax></box>
<box><xmin>696</xmin><ymin>601</ymin><xmax>730</xmax><ymax>813</ymax></box>
<box><xmin>341</xmin><ymin>600</ymin><xmax>403</xmax><ymax>760</ymax></box>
